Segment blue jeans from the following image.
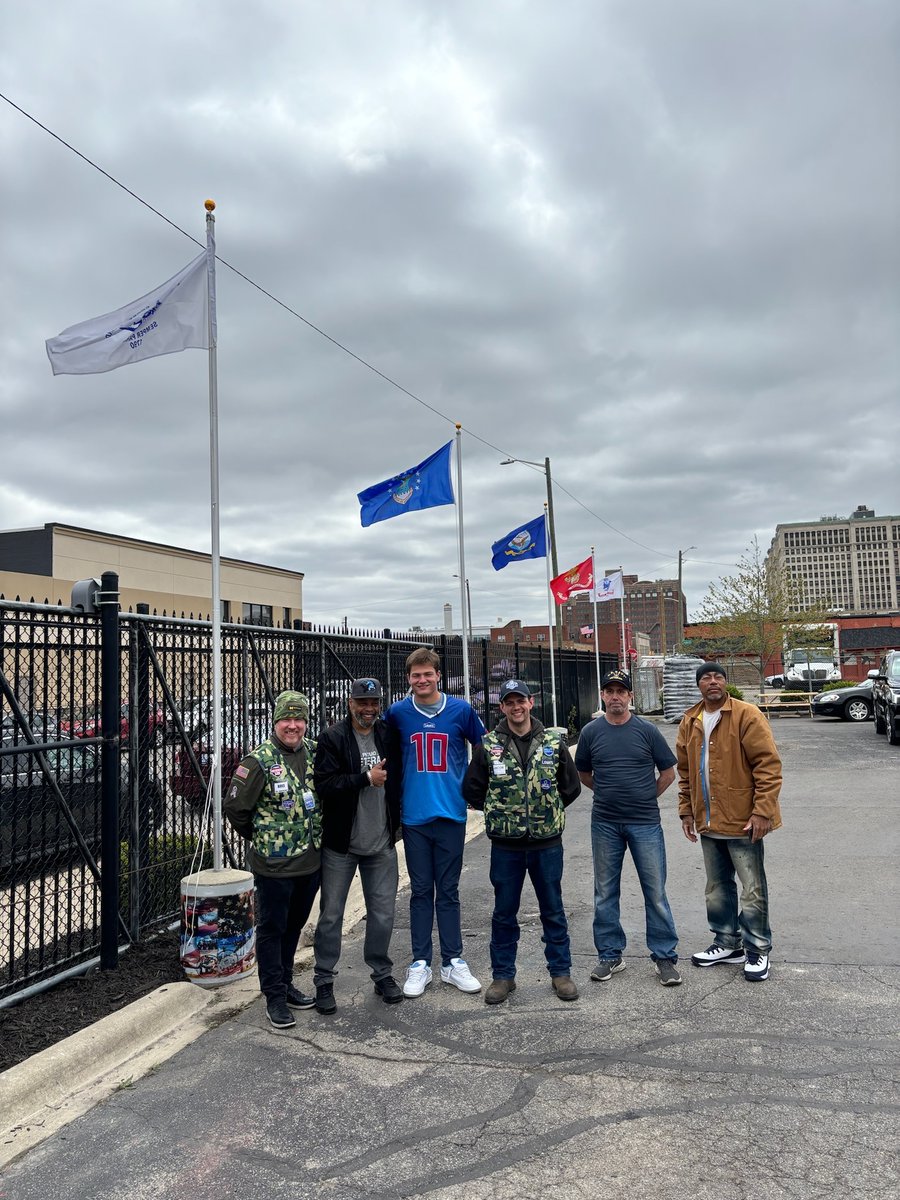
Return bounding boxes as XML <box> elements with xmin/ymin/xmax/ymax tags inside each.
<box><xmin>402</xmin><ymin>818</ymin><xmax>466</xmax><ymax>967</ymax></box>
<box><xmin>591</xmin><ymin>816</ymin><xmax>678</xmax><ymax>961</ymax></box>
<box><xmin>254</xmin><ymin>871</ymin><xmax>321</xmax><ymax>1001</ymax></box>
<box><xmin>314</xmin><ymin>846</ymin><xmax>399</xmax><ymax>986</ymax></box>
<box><xmin>489</xmin><ymin>842</ymin><xmax>571</xmax><ymax>979</ymax></box>
<box><xmin>700</xmin><ymin>835</ymin><xmax>771</xmax><ymax>954</ymax></box>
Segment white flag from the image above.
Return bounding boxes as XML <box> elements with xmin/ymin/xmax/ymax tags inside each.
<box><xmin>594</xmin><ymin>570</ymin><xmax>624</xmax><ymax>602</ymax></box>
<box><xmin>46</xmin><ymin>252</ymin><xmax>210</xmax><ymax>375</ymax></box>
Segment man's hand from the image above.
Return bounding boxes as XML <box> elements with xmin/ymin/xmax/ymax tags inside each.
<box><xmin>368</xmin><ymin>759</ymin><xmax>388</xmax><ymax>788</ymax></box>
<box><xmin>681</xmin><ymin>815</ymin><xmax>698</xmax><ymax>843</ymax></box>
<box><xmin>743</xmin><ymin>814</ymin><xmax>773</xmax><ymax>843</ymax></box>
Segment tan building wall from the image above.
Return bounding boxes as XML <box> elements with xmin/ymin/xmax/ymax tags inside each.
<box><xmin>0</xmin><ymin>525</ymin><xmax>303</xmax><ymax>624</ymax></box>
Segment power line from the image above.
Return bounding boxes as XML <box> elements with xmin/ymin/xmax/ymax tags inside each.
<box><xmin>3</xmin><ymin>89</ymin><xmax>682</xmax><ymax>564</ymax></box>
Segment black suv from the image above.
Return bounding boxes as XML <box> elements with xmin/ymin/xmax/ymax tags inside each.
<box><xmin>872</xmin><ymin>650</ymin><xmax>900</xmax><ymax>746</ymax></box>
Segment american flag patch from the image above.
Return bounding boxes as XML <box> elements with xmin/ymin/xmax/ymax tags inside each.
<box><xmin>235</xmin><ymin>764</ymin><xmax>249</xmax><ymax>779</ymax></box>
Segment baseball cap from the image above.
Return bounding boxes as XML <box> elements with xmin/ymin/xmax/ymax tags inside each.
<box><xmin>350</xmin><ymin>678</ymin><xmax>383</xmax><ymax>700</ymax></box>
<box><xmin>498</xmin><ymin>679</ymin><xmax>532</xmax><ymax>701</ymax></box>
<box><xmin>601</xmin><ymin>669</ymin><xmax>633</xmax><ymax>691</ymax></box>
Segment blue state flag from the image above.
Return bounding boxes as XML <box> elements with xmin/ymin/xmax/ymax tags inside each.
<box><xmin>358</xmin><ymin>441</ymin><xmax>454</xmax><ymax>527</ymax></box>
<box><xmin>491</xmin><ymin>514</ymin><xmax>547</xmax><ymax>570</ymax></box>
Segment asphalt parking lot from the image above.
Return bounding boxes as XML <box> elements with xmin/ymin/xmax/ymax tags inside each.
<box><xmin>3</xmin><ymin>716</ymin><xmax>898</xmax><ymax>1199</ymax></box>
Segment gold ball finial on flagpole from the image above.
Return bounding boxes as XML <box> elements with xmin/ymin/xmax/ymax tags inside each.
<box><xmin>455</xmin><ymin>422</ymin><xmax>462</xmax><ymax>431</ymax></box>
<box><xmin>204</xmin><ymin>199</ymin><xmax>216</xmax><ymax>212</ymax></box>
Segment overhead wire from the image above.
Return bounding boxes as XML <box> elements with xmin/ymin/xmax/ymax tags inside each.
<box><xmin>2</xmin><ymin>89</ymin><xmax>718</xmax><ymax>568</ymax></box>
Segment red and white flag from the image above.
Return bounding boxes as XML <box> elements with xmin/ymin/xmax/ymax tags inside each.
<box><xmin>549</xmin><ymin>556</ymin><xmax>593</xmax><ymax>604</ymax></box>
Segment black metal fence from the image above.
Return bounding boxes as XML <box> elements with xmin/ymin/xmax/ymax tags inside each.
<box><xmin>1</xmin><ymin>582</ymin><xmax>614</xmax><ymax>1001</ymax></box>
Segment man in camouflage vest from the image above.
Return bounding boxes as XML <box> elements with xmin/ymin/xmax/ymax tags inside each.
<box><xmin>224</xmin><ymin>691</ymin><xmax>322</xmax><ymax>1029</ymax></box>
<box><xmin>463</xmin><ymin>680</ymin><xmax>582</xmax><ymax>1004</ymax></box>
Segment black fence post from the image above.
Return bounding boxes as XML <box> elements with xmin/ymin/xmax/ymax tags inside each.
<box><xmin>133</xmin><ymin>615</ymin><xmax>152</xmax><ymax>939</ymax></box>
<box><xmin>99</xmin><ymin>571</ymin><xmax>121</xmax><ymax>970</ymax></box>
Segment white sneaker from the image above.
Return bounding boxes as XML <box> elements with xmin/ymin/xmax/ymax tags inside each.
<box><xmin>403</xmin><ymin>960</ymin><xmax>433</xmax><ymax>997</ymax></box>
<box><xmin>440</xmin><ymin>957</ymin><xmax>482</xmax><ymax>993</ymax></box>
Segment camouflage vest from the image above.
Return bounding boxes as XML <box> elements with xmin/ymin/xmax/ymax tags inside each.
<box><xmin>481</xmin><ymin>727</ymin><xmax>565</xmax><ymax>841</ymax></box>
<box><xmin>248</xmin><ymin>738</ymin><xmax>322</xmax><ymax>859</ymax></box>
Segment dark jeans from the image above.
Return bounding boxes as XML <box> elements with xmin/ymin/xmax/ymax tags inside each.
<box><xmin>700</xmin><ymin>835</ymin><xmax>772</xmax><ymax>954</ymax></box>
<box><xmin>489</xmin><ymin>842</ymin><xmax>571</xmax><ymax>979</ymax></box>
<box><xmin>402</xmin><ymin>818</ymin><xmax>466</xmax><ymax>967</ymax></box>
<box><xmin>591</xmin><ymin>816</ymin><xmax>678</xmax><ymax>961</ymax></box>
<box><xmin>254</xmin><ymin>871</ymin><xmax>321</xmax><ymax>1001</ymax></box>
<box><xmin>314</xmin><ymin>845</ymin><xmax>399</xmax><ymax>985</ymax></box>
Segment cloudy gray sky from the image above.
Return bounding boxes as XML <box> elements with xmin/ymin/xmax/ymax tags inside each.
<box><xmin>2</xmin><ymin>1</ymin><xmax>897</xmax><ymax>631</ymax></box>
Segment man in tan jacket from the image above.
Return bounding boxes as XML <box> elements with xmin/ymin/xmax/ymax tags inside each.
<box><xmin>676</xmin><ymin>663</ymin><xmax>782</xmax><ymax>983</ymax></box>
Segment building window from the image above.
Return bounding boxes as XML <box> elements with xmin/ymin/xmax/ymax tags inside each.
<box><xmin>537</xmin><ymin>633</ymin><xmax>546</xmax><ymax>641</ymax></box>
<box><xmin>283</xmin><ymin>607</ymin><xmax>291</xmax><ymax>627</ymax></box>
<box><xmin>220</xmin><ymin>599</ymin><xmax>231</xmax><ymax>622</ymax></box>
<box><xmin>497</xmin><ymin>634</ymin><xmax>506</xmax><ymax>642</ymax></box>
<box><xmin>242</xmin><ymin>603</ymin><xmax>273</xmax><ymax>627</ymax></box>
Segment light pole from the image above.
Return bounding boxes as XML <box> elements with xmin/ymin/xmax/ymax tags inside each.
<box><xmin>500</xmin><ymin>456</ymin><xmax>562</xmax><ymax>649</ymax></box>
<box><xmin>452</xmin><ymin>574</ymin><xmax>473</xmax><ymax>633</ymax></box>
<box><xmin>677</xmin><ymin>546</ymin><xmax>696</xmax><ymax>650</ymax></box>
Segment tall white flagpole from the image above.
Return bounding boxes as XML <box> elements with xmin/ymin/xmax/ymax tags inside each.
<box><xmin>205</xmin><ymin>200</ymin><xmax>224</xmax><ymax>872</ymax></box>
<box><xmin>618</xmin><ymin>563</ymin><xmax>627</xmax><ymax>669</ymax></box>
<box><xmin>454</xmin><ymin>424</ymin><xmax>471</xmax><ymax>705</ymax></box>
<box><xmin>591</xmin><ymin>546</ymin><xmax>601</xmax><ymax>709</ymax></box>
<box><xmin>544</xmin><ymin>505</ymin><xmax>558</xmax><ymax>727</ymax></box>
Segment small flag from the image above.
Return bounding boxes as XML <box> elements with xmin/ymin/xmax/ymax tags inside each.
<box><xmin>580</xmin><ymin>624</ymin><xmax>594</xmax><ymax>636</ymax></box>
<box><xmin>549</xmin><ymin>556</ymin><xmax>593</xmax><ymax>604</ymax></box>
<box><xmin>46</xmin><ymin>252</ymin><xmax>210</xmax><ymax>375</ymax></box>
<box><xmin>594</xmin><ymin>570</ymin><xmax>625</xmax><ymax>602</ymax></box>
<box><xmin>358</xmin><ymin>441</ymin><xmax>454</xmax><ymax>527</ymax></box>
<box><xmin>490</xmin><ymin>514</ymin><xmax>547</xmax><ymax>570</ymax></box>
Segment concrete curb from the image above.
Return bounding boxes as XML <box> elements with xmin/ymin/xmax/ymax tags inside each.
<box><xmin>0</xmin><ymin>811</ymin><xmax>485</xmax><ymax>1167</ymax></box>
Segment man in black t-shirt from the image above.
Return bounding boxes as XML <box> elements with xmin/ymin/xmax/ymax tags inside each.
<box><xmin>574</xmin><ymin>669</ymin><xmax>681</xmax><ymax>987</ymax></box>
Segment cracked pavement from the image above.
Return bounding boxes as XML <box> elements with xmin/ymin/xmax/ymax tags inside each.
<box><xmin>3</xmin><ymin>718</ymin><xmax>898</xmax><ymax>1198</ymax></box>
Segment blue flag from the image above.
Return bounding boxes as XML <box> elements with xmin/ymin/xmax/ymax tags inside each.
<box><xmin>358</xmin><ymin>441</ymin><xmax>454</xmax><ymax>527</ymax></box>
<box><xmin>491</xmin><ymin>514</ymin><xmax>547</xmax><ymax>570</ymax></box>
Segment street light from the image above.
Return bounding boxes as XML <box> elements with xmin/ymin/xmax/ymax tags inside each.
<box><xmin>500</xmin><ymin>456</ymin><xmax>562</xmax><ymax>648</ymax></box>
<box><xmin>677</xmin><ymin>546</ymin><xmax>696</xmax><ymax>649</ymax></box>
<box><xmin>452</xmin><ymin>574</ymin><xmax>473</xmax><ymax>633</ymax></box>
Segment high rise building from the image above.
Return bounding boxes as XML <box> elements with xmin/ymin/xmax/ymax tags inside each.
<box><xmin>767</xmin><ymin>505</ymin><xmax>900</xmax><ymax>615</ymax></box>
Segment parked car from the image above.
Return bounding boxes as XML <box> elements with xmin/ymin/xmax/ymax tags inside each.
<box><xmin>59</xmin><ymin>703</ymin><xmax>165</xmax><ymax>746</ymax></box>
<box><xmin>810</xmin><ymin>679</ymin><xmax>874</xmax><ymax>722</ymax></box>
<box><xmin>0</xmin><ymin>741</ymin><xmax>163</xmax><ymax>882</ymax></box>
<box><xmin>872</xmin><ymin>651</ymin><xmax>900</xmax><ymax>746</ymax></box>
<box><xmin>171</xmin><ymin>714</ymin><xmax>269</xmax><ymax>805</ymax></box>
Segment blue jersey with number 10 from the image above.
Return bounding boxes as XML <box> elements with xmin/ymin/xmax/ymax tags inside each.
<box><xmin>386</xmin><ymin>694</ymin><xmax>486</xmax><ymax>826</ymax></box>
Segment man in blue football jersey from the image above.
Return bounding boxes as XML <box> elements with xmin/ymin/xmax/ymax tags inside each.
<box><xmin>386</xmin><ymin>646</ymin><xmax>486</xmax><ymax>998</ymax></box>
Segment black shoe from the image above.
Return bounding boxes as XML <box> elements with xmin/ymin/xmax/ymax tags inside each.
<box><xmin>374</xmin><ymin>976</ymin><xmax>404</xmax><ymax>1004</ymax></box>
<box><xmin>266</xmin><ymin>998</ymin><xmax>296</xmax><ymax>1029</ymax></box>
<box><xmin>286</xmin><ymin>984</ymin><xmax>316</xmax><ymax>1010</ymax></box>
<box><xmin>315</xmin><ymin>983</ymin><xmax>337</xmax><ymax>1015</ymax></box>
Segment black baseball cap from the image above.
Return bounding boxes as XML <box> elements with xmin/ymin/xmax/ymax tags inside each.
<box><xmin>601</xmin><ymin>669</ymin><xmax>633</xmax><ymax>691</ymax></box>
<box><xmin>498</xmin><ymin>679</ymin><xmax>532</xmax><ymax>701</ymax></box>
<box><xmin>350</xmin><ymin>678</ymin><xmax>383</xmax><ymax>700</ymax></box>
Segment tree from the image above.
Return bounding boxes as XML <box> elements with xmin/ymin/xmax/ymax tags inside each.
<box><xmin>696</xmin><ymin>537</ymin><xmax>833</xmax><ymax>683</ymax></box>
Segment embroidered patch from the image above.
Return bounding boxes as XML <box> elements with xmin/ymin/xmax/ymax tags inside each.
<box><xmin>542</xmin><ymin>745</ymin><xmax>554</xmax><ymax>757</ymax></box>
<box><xmin>490</xmin><ymin>745</ymin><xmax>503</xmax><ymax>757</ymax></box>
<box><xmin>235</xmin><ymin>764</ymin><xmax>249</xmax><ymax>779</ymax></box>
<box><xmin>269</xmin><ymin>765</ymin><xmax>284</xmax><ymax>778</ymax></box>
<box><xmin>229</xmin><ymin>785</ymin><xmax>238</xmax><ymax>799</ymax></box>
<box><xmin>540</xmin><ymin>778</ymin><xmax>552</xmax><ymax>792</ymax></box>
<box><xmin>273</xmin><ymin>781</ymin><xmax>290</xmax><ymax>794</ymax></box>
